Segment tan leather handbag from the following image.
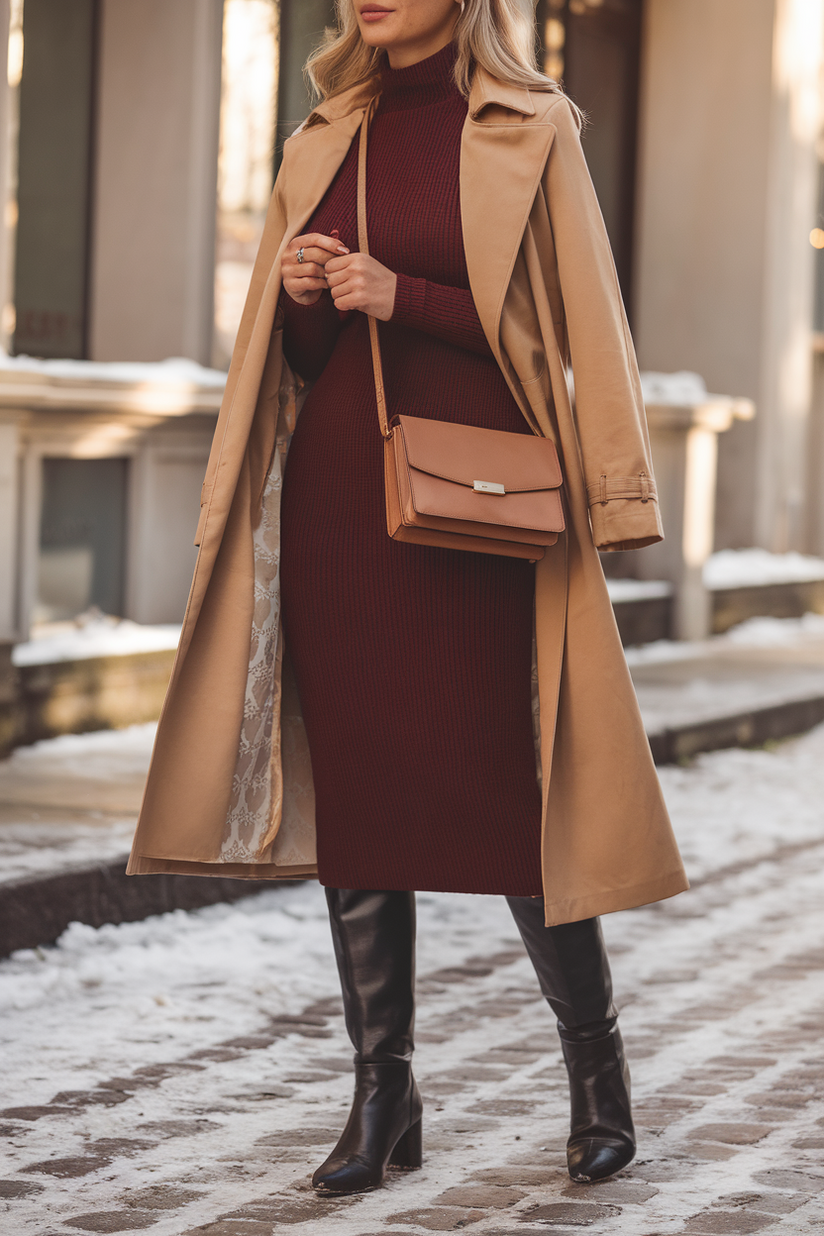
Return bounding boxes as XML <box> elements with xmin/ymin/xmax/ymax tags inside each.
<box><xmin>357</xmin><ymin>111</ymin><xmax>565</xmax><ymax>562</ymax></box>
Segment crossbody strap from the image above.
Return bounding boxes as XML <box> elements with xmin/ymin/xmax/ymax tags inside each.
<box><xmin>357</xmin><ymin>106</ymin><xmax>392</xmax><ymax>440</ymax></box>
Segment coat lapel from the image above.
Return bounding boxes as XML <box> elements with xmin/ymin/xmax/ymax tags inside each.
<box><xmin>460</xmin><ymin>71</ymin><xmax>556</xmax><ymax>369</ymax></box>
<box><xmin>279</xmin><ymin>98</ymin><xmax>370</xmax><ymax>235</ymax></box>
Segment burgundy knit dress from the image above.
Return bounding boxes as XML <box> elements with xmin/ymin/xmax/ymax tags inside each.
<box><xmin>279</xmin><ymin>43</ymin><xmax>542</xmax><ymax>896</ymax></box>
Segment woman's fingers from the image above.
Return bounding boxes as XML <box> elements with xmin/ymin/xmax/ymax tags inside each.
<box><xmin>325</xmin><ymin>253</ymin><xmax>397</xmax><ymax>320</ymax></box>
<box><xmin>281</xmin><ymin>234</ymin><xmax>350</xmax><ymax>303</ymax></box>
<box><xmin>288</xmin><ymin>233</ymin><xmax>349</xmax><ymax>264</ymax></box>
<box><xmin>285</xmin><ymin>259</ymin><xmax>327</xmax><ymax>280</ymax></box>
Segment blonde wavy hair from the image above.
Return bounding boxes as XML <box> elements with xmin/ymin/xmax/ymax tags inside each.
<box><xmin>306</xmin><ymin>0</ymin><xmax>567</xmax><ymax>105</ymax></box>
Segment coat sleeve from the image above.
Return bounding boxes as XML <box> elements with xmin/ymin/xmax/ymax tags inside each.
<box><xmin>544</xmin><ymin>96</ymin><xmax>663</xmax><ymax>552</ymax></box>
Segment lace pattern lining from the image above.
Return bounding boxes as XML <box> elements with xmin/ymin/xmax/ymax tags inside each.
<box><xmin>219</xmin><ymin>360</ymin><xmax>317</xmax><ymax>868</ymax></box>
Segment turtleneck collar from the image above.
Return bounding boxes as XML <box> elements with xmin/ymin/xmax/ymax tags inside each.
<box><xmin>378</xmin><ymin>40</ymin><xmax>460</xmax><ymax>112</ymax></box>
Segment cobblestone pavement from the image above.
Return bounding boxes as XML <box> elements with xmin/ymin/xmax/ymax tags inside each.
<box><xmin>3</xmin><ymin>728</ymin><xmax>824</xmax><ymax>1234</ymax></box>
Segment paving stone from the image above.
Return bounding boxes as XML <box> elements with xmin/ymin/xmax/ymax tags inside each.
<box><xmin>751</xmin><ymin>1168</ymin><xmax>824</xmax><ymax>1192</ymax></box>
<box><xmin>281</xmin><ymin>1072</ymin><xmax>338</xmax><ymax>1084</ymax></box>
<box><xmin>218</xmin><ymin>1196</ymin><xmax>360</xmax><ymax>1224</ymax></box>
<box><xmin>432</xmin><ymin>1184</ymin><xmax>526</xmax><ymax>1208</ymax></box>
<box><xmin>489</xmin><ymin>1231</ymin><xmax>582</xmax><ymax>1236</ymax></box>
<box><xmin>469</xmin><ymin>1166</ymin><xmax>554</xmax><ymax>1186</ymax></box>
<box><xmin>707</xmin><ymin>1057</ymin><xmax>778</xmax><ymax>1069</ymax></box>
<box><xmin>684</xmin><ymin>1143</ymin><xmax>741</xmax><ymax>1161</ymax></box>
<box><xmin>50</xmin><ymin>1089</ymin><xmax>130</xmax><ymax>1108</ymax></box>
<box><xmin>424</xmin><ymin>966</ymin><xmax>495</xmax><ymax>983</ymax></box>
<box><xmin>304</xmin><ymin>1056</ymin><xmax>353</xmax><ymax>1072</ymax></box>
<box><xmin>687</xmin><ymin>1124</ymin><xmax>774</xmax><ymax>1145</ymax></box>
<box><xmin>136</xmin><ymin>1120</ymin><xmax>220</xmax><ymax>1138</ymax></box>
<box><xmin>388</xmin><ymin>1208</ymin><xmax>486</xmax><ymax>1230</ymax></box>
<box><xmin>133</xmin><ymin>1063</ymin><xmax>204</xmax><ymax>1078</ymax></box>
<box><xmin>256</xmin><ymin>1127</ymin><xmax>336</xmax><ymax>1147</ymax></box>
<box><xmin>119</xmin><ymin>1187</ymin><xmax>204</xmax><ymax>1210</ymax></box>
<box><xmin>0</xmin><ymin>1178</ymin><xmax>45</xmax><ymax>1196</ymax></box>
<box><xmin>747</xmin><ymin>1192</ymin><xmax>809</xmax><ymax>1215</ymax></box>
<box><xmin>90</xmin><ymin>1140</ymin><xmax>156</xmax><ymax>1156</ymax></box>
<box><xmin>183</xmin><ymin>1224</ymin><xmax>273</xmax><ymax>1236</ymax></box>
<box><xmin>219</xmin><ymin>1035</ymin><xmax>277</xmax><ymax>1050</ymax></box>
<box><xmin>185</xmin><ymin>1049</ymin><xmax>243</xmax><ymax>1062</ymax></box>
<box><xmin>23</xmin><ymin>1156</ymin><xmax>112</xmax><ymax>1177</ymax></box>
<box><xmin>682</xmin><ymin>1212</ymin><xmax>775</xmax><ymax>1234</ymax></box>
<box><xmin>561</xmin><ymin>1180</ymin><xmax>659</xmax><ymax>1203</ymax></box>
<box><xmin>469</xmin><ymin>1099</ymin><xmax>536</xmax><ymax>1116</ymax></box>
<box><xmin>743</xmin><ymin>1092</ymin><xmax>809</xmax><ymax>1108</ymax></box>
<box><xmin>63</xmin><ymin>1213</ymin><xmax>160</xmax><ymax>1233</ymax></box>
<box><xmin>474</xmin><ymin>1049</ymin><xmax>543</xmax><ymax>1064</ymax></box>
<box><xmin>521</xmin><ymin>1201</ymin><xmax>621</xmax><ymax>1224</ymax></box>
<box><xmin>440</xmin><ymin>1065</ymin><xmax>509</xmax><ymax>1082</ymax></box>
<box><xmin>0</xmin><ymin>1105</ymin><xmax>75</xmax><ymax>1120</ymax></box>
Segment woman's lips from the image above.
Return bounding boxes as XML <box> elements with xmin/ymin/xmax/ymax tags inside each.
<box><xmin>361</xmin><ymin>5</ymin><xmax>393</xmax><ymax>20</ymax></box>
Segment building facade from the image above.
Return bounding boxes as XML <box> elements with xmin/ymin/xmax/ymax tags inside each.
<box><xmin>0</xmin><ymin>0</ymin><xmax>823</xmax><ymax>642</ymax></box>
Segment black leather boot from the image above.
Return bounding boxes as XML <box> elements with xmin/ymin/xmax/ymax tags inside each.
<box><xmin>506</xmin><ymin>896</ymin><xmax>635</xmax><ymax>1182</ymax></box>
<box><xmin>312</xmin><ymin>888</ymin><xmax>422</xmax><ymax>1195</ymax></box>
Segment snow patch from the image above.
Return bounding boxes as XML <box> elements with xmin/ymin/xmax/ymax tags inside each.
<box><xmin>705</xmin><ymin>547</ymin><xmax>824</xmax><ymax>589</ymax></box>
<box><xmin>12</xmin><ymin>617</ymin><xmax>181</xmax><ymax>665</ymax></box>
<box><xmin>0</xmin><ymin>352</ymin><xmax>227</xmax><ymax>388</ymax></box>
<box><xmin>640</xmin><ymin>370</ymin><xmax>709</xmax><ymax>404</ymax></box>
<box><xmin>624</xmin><ymin>611</ymin><xmax>824</xmax><ymax>666</ymax></box>
<box><xmin>606</xmin><ymin>578</ymin><xmax>672</xmax><ymax>603</ymax></box>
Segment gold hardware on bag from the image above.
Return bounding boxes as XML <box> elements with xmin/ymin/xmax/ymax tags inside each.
<box><xmin>473</xmin><ymin>480</ymin><xmax>506</xmax><ymax>495</ymax></box>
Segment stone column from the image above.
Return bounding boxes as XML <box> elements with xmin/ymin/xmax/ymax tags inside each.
<box><xmin>634</xmin><ymin>0</ymin><xmax>824</xmax><ymax>554</ymax></box>
<box><xmin>0</xmin><ymin>414</ymin><xmax>20</xmax><ymax>639</ymax></box>
<box><xmin>631</xmin><ymin>396</ymin><xmax>755</xmax><ymax>640</ymax></box>
<box><xmin>88</xmin><ymin>0</ymin><xmax>224</xmax><ymax>364</ymax></box>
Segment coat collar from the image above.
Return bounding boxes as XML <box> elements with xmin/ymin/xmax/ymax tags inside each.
<box><xmin>307</xmin><ymin>62</ymin><xmax>537</xmax><ymax>125</ymax></box>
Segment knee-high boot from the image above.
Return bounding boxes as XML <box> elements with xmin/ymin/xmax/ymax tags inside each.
<box><xmin>506</xmin><ymin>896</ymin><xmax>635</xmax><ymax>1183</ymax></box>
<box><xmin>312</xmin><ymin>888</ymin><xmax>423</xmax><ymax>1195</ymax></box>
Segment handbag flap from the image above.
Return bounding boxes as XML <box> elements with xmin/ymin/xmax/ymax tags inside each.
<box><xmin>396</xmin><ymin>415</ymin><xmax>563</xmax><ymax>493</ymax></box>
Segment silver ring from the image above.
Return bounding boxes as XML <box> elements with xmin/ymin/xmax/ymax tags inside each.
<box><xmin>296</xmin><ymin>247</ymin><xmax>305</xmax><ymax>264</ymax></box>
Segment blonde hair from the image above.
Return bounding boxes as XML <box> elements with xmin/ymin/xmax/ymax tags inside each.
<box><xmin>306</xmin><ymin>0</ymin><xmax>569</xmax><ymax>106</ymax></box>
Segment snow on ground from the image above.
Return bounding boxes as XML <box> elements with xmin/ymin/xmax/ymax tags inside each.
<box><xmin>624</xmin><ymin>611</ymin><xmax>824</xmax><ymax>667</ymax></box>
<box><xmin>640</xmin><ymin>370</ymin><xmax>710</xmax><ymax>404</ymax></box>
<box><xmin>0</xmin><ymin>724</ymin><xmax>156</xmax><ymax>882</ymax></box>
<box><xmin>2</xmin><ymin>726</ymin><xmax>824</xmax><ymax>1232</ymax></box>
<box><xmin>705</xmin><ymin>548</ymin><xmax>824</xmax><ymax>589</ymax></box>
<box><xmin>12</xmin><ymin>619</ymin><xmax>181</xmax><ymax>666</ymax></box>
<box><xmin>0</xmin><ymin>352</ymin><xmax>227</xmax><ymax>388</ymax></box>
<box><xmin>606</xmin><ymin>578</ymin><xmax>673</xmax><ymax>603</ymax></box>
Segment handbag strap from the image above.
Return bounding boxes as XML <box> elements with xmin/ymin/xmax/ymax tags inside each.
<box><xmin>357</xmin><ymin>106</ymin><xmax>392</xmax><ymax>440</ymax></box>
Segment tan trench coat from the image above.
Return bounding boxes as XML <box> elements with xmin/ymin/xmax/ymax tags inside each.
<box><xmin>127</xmin><ymin>67</ymin><xmax>689</xmax><ymax>925</ymax></box>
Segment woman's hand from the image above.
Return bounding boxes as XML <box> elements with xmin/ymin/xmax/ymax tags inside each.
<box><xmin>282</xmin><ymin>232</ymin><xmax>349</xmax><ymax>305</ymax></box>
<box><xmin>325</xmin><ymin>252</ymin><xmax>398</xmax><ymax>321</ymax></box>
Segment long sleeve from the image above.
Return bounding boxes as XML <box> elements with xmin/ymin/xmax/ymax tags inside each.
<box><xmin>391</xmin><ymin>274</ymin><xmax>492</xmax><ymax>357</ymax></box>
<box><xmin>544</xmin><ymin>97</ymin><xmax>663</xmax><ymax>552</ymax></box>
<box><xmin>279</xmin><ymin>287</ymin><xmax>343</xmax><ymax>380</ymax></box>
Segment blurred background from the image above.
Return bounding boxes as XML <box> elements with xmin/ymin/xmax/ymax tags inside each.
<box><xmin>3</xmin><ymin>0</ymin><xmax>824</xmax><ymax>748</ymax></box>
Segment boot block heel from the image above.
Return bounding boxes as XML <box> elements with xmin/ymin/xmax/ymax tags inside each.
<box><xmin>389</xmin><ymin>1118</ymin><xmax>422</xmax><ymax>1170</ymax></box>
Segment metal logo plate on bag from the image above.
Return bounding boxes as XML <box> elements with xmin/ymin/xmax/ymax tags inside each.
<box><xmin>473</xmin><ymin>480</ymin><xmax>506</xmax><ymax>495</ymax></box>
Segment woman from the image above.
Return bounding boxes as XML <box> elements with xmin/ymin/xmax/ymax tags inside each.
<box><xmin>128</xmin><ymin>0</ymin><xmax>688</xmax><ymax>1198</ymax></box>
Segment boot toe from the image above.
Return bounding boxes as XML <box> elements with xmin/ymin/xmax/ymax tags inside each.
<box><xmin>312</xmin><ymin>1155</ymin><xmax>381</xmax><ymax>1195</ymax></box>
<box><xmin>567</xmin><ymin>1136</ymin><xmax>635</xmax><ymax>1183</ymax></box>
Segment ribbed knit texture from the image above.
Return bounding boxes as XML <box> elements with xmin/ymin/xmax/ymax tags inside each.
<box><xmin>279</xmin><ymin>42</ymin><xmax>542</xmax><ymax>895</ymax></box>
